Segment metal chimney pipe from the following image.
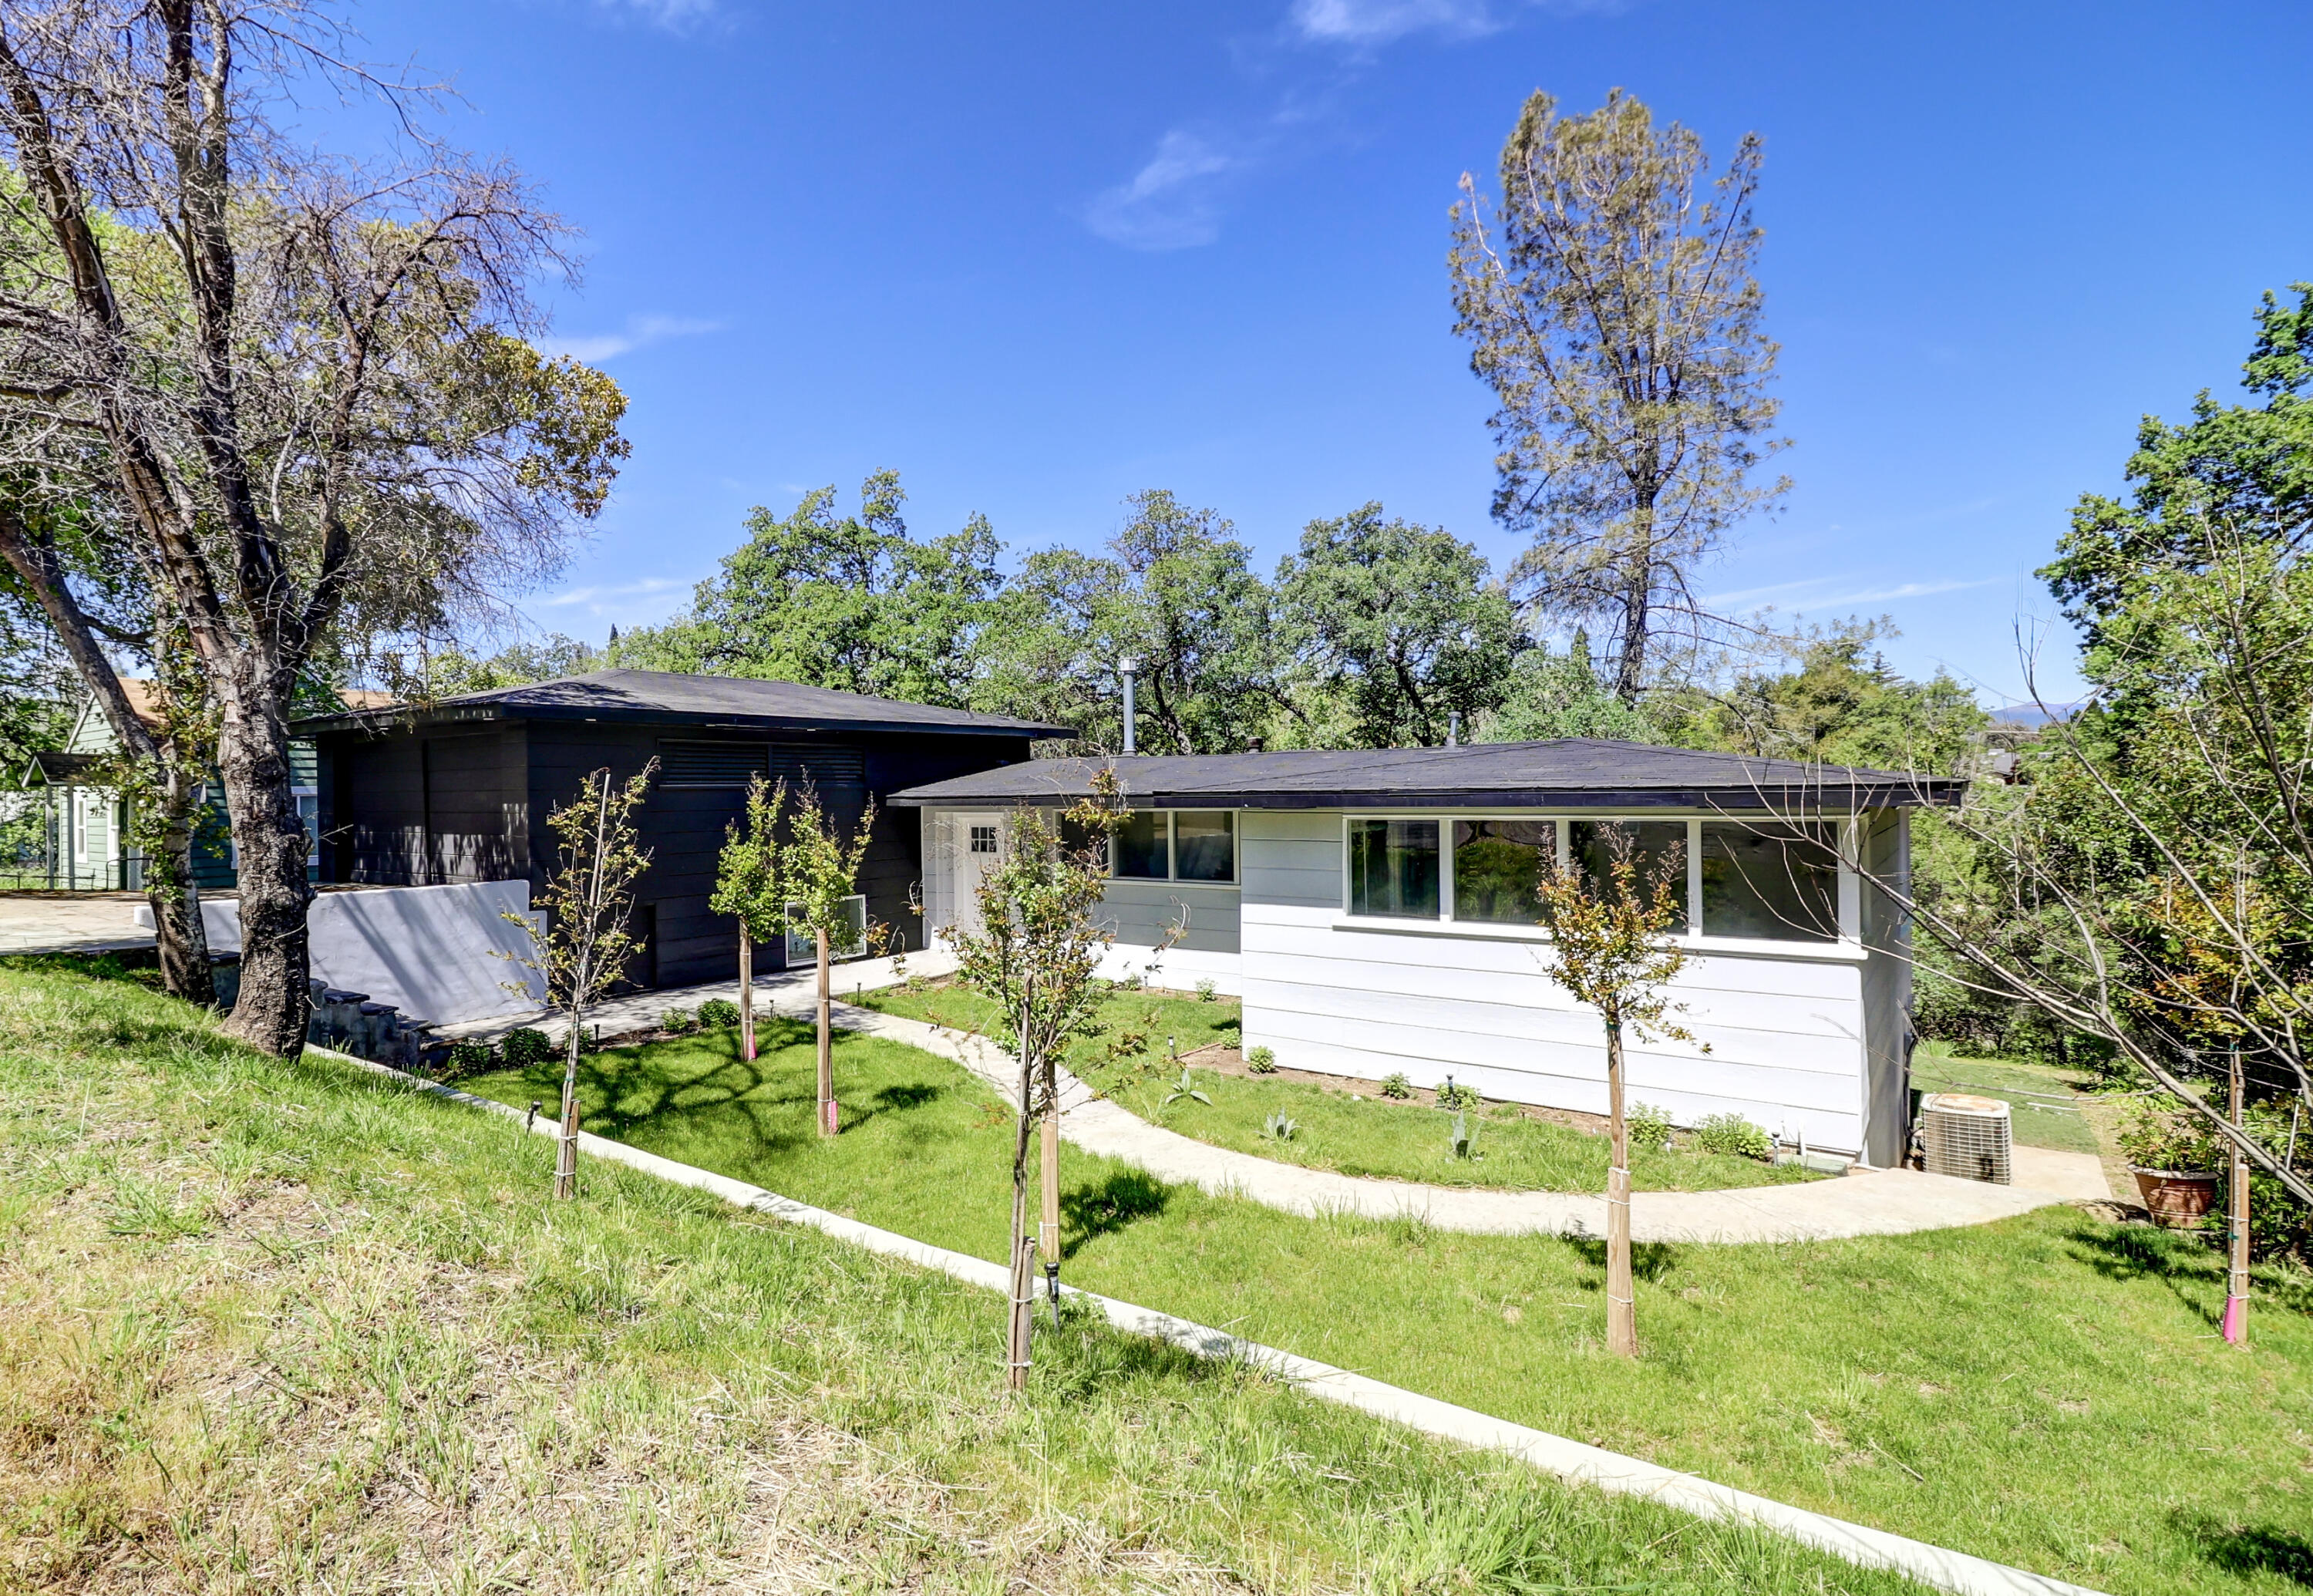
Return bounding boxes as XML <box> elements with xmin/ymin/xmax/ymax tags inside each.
<box><xmin>1447</xmin><ymin>710</ymin><xmax>1461</xmax><ymax>747</ymax></box>
<box><xmin>1119</xmin><ymin>655</ymin><xmax>1140</xmax><ymax>754</ymax></box>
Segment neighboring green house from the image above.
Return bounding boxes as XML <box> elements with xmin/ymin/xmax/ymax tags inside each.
<box><xmin>11</xmin><ymin>680</ymin><xmax>362</xmax><ymax>891</ymax></box>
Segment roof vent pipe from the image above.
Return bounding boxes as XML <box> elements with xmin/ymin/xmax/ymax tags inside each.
<box><xmin>1119</xmin><ymin>655</ymin><xmax>1140</xmax><ymax>755</ymax></box>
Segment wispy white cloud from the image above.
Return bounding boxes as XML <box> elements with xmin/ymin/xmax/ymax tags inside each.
<box><xmin>597</xmin><ymin>0</ymin><xmax>717</xmax><ymax>32</ymax></box>
<box><xmin>1288</xmin><ymin>0</ymin><xmax>1626</xmax><ymax>45</ymax></box>
<box><xmin>535</xmin><ymin>576</ymin><xmax>692</xmax><ymax>611</ymax></box>
<box><xmin>1288</xmin><ymin>0</ymin><xmax>1500</xmax><ymax>44</ymax></box>
<box><xmin>1702</xmin><ymin>574</ymin><xmax>2002</xmax><ymax>612</ymax></box>
<box><xmin>544</xmin><ymin>313</ymin><xmax>721</xmax><ymax>363</ymax></box>
<box><xmin>1085</xmin><ymin>130</ymin><xmax>1244</xmax><ymax>251</ymax></box>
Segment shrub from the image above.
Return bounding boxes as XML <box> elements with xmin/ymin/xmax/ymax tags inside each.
<box><xmin>1628</xmin><ymin>1102</ymin><xmax>1674</xmax><ymax>1153</ymax></box>
<box><xmin>698</xmin><ymin>998</ymin><xmax>741</xmax><ymax>1028</ymax></box>
<box><xmin>501</xmin><ymin>1028</ymin><xmax>555</xmax><ymax>1069</ymax></box>
<box><xmin>1195</xmin><ymin>978</ymin><xmax>1217</xmax><ymax>1002</ymax></box>
<box><xmin>1692</xmin><ymin>1113</ymin><xmax>1772</xmax><ymax>1160</ymax></box>
<box><xmin>2116</xmin><ymin>1099</ymin><xmax>2223</xmax><ymax>1173</ymax></box>
<box><xmin>659</xmin><ymin>1007</ymin><xmax>698</xmax><ymax>1035</ymax></box>
<box><xmin>1245</xmin><ymin>1045</ymin><xmax>1277</xmax><ymax>1074</ymax></box>
<box><xmin>1379</xmin><ymin>1072</ymin><xmax>1412</xmax><ymax>1099</ymax></box>
<box><xmin>1435</xmin><ymin>1080</ymin><xmax>1481</xmax><ymax>1111</ymax></box>
<box><xmin>444</xmin><ymin>1039</ymin><xmax>496</xmax><ymax>1079</ymax></box>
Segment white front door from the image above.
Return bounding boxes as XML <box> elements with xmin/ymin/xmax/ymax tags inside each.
<box><xmin>949</xmin><ymin>812</ymin><xmax>1005</xmax><ymax>938</ymax></box>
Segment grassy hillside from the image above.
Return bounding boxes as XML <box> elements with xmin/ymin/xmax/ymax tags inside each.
<box><xmin>459</xmin><ymin>1012</ymin><xmax>2313</xmax><ymax>1596</ymax></box>
<box><xmin>0</xmin><ymin>958</ymin><xmax>1931</xmax><ymax>1596</ymax></box>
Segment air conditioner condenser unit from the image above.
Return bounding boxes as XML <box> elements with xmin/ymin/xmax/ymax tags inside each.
<box><xmin>1920</xmin><ymin>1093</ymin><xmax>2012</xmax><ymax>1184</ymax></box>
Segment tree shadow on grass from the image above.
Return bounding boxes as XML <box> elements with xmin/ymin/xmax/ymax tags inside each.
<box><xmin>1060</xmin><ymin>1169</ymin><xmax>1169</xmax><ymax>1258</ymax></box>
<box><xmin>2175</xmin><ymin>1512</ymin><xmax>2313</xmax><ymax>1587</ymax></box>
<box><xmin>2067</xmin><ymin>1222</ymin><xmax>2224</xmax><ymax>1328</ymax></box>
<box><xmin>1564</xmin><ymin>1235</ymin><xmax>1681</xmax><ymax>1283</ymax></box>
<box><xmin>871</xmin><ymin>1083</ymin><xmax>941</xmax><ymax>1113</ymax></box>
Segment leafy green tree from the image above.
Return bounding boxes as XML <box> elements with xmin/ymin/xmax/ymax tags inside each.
<box><xmin>618</xmin><ymin>473</ymin><xmax>1000</xmax><ymax>708</ymax></box>
<box><xmin>0</xmin><ymin>4</ymin><xmax>631</xmax><ymax>1056</ymax></box>
<box><xmin>942</xmin><ymin>773</ymin><xmax>1129</xmax><ymax>1391</ymax></box>
<box><xmin>419</xmin><ymin>635</ymin><xmax>603</xmax><ymax>698</ymax></box>
<box><xmin>709</xmin><ymin>775</ymin><xmax>787</xmax><ymax>1062</ymax></box>
<box><xmin>1451</xmin><ymin>89</ymin><xmax>1788</xmax><ymax>703</ymax></box>
<box><xmin>979</xmin><ymin>490</ymin><xmax>1278</xmax><ymax>753</ymax></box>
<box><xmin>1484</xmin><ymin>634</ymin><xmax>1664</xmax><ymax>743</ymax></box>
<box><xmin>1274</xmin><ymin>503</ymin><xmax>1522</xmax><ymax>747</ymax></box>
<box><xmin>508</xmin><ymin>763</ymin><xmax>658</xmax><ymax>1201</ymax></box>
<box><xmin>1704</xmin><ymin>629</ymin><xmax>1986</xmax><ymax>773</ymax></box>
<box><xmin>783</xmin><ymin>784</ymin><xmax>878</xmax><ymax>1138</ymax></box>
<box><xmin>1529</xmin><ymin>822</ymin><xmax>1700</xmax><ymax>1358</ymax></box>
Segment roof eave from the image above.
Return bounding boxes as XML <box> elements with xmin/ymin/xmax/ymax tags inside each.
<box><xmin>888</xmin><ymin>782</ymin><xmax>1968</xmax><ymax>810</ymax></box>
<box><xmin>291</xmin><ymin>700</ymin><xmax>1069</xmax><ymax>740</ymax></box>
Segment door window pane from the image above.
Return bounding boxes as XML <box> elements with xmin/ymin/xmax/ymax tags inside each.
<box><xmin>1114</xmin><ymin>810</ymin><xmax>1167</xmax><ymax>878</ymax></box>
<box><xmin>1453</xmin><ymin>820</ymin><xmax>1555</xmax><ymax>923</ymax></box>
<box><xmin>1348</xmin><ymin>818</ymin><xmax>1439</xmax><ymax>918</ymax></box>
<box><xmin>1700</xmin><ymin>822</ymin><xmax>1840</xmax><ymax>941</ymax></box>
<box><xmin>1569</xmin><ymin>820</ymin><xmax>1688</xmax><ymax>921</ymax></box>
<box><xmin>1173</xmin><ymin>811</ymin><xmax>1234</xmax><ymax>882</ymax></box>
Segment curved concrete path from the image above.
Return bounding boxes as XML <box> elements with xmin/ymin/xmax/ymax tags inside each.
<box><xmin>829</xmin><ymin>1002</ymin><xmax>2091</xmax><ymax>1245</ymax></box>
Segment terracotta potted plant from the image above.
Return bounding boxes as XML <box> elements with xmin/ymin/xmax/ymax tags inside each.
<box><xmin>2117</xmin><ymin>1101</ymin><xmax>2220</xmax><ymax>1229</ymax></box>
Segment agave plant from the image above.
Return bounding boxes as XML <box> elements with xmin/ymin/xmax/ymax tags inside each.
<box><xmin>1262</xmin><ymin>1110</ymin><xmax>1299</xmax><ymax>1143</ymax></box>
<box><xmin>1162</xmin><ymin>1067</ymin><xmax>1211</xmax><ymax>1107</ymax></box>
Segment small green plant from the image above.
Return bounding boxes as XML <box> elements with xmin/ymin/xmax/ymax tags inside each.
<box><xmin>698</xmin><ymin>997</ymin><xmax>741</xmax><ymax>1028</ymax></box>
<box><xmin>501</xmin><ymin>1028</ymin><xmax>555</xmax><ymax>1069</ymax></box>
<box><xmin>1628</xmin><ymin>1101</ymin><xmax>1674</xmax><ymax>1153</ymax></box>
<box><xmin>659</xmin><ymin>1006</ymin><xmax>699</xmax><ymax>1035</ymax></box>
<box><xmin>1379</xmin><ymin>1072</ymin><xmax>1412</xmax><ymax>1099</ymax></box>
<box><xmin>1162</xmin><ymin>1067</ymin><xmax>1211</xmax><ymax>1107</ymax></box>
<box><xmin>1195</xmin><ymin>978</ymin><xmax>1218</xmax><ymax>1002</ymax></box>
<box><xmin>1262</xmin><ymin>1110</ymin><xmax>1298</xmax><ymax>1143</ymax></box>
<box><xmin>2115</xmin><ymin>1100</ymin><xmax>2223</xmax><ymax>1173</ymax></box>
<box><xmin>1435</xmin><ymin>1079</ymin><xmax>1481</xmax><ymax>1111</ymax></box>
<box><xmin>444</xmin><ymin>1039</ymin><xmax>496</xmax><ymax>1079</ymax></box>
<box><xmin>1245</xmin><ymin>1045</ymin><xmax>1278</xmax><ymax>1074</ymax></box>
<box><xmin>1692</xmin><ymin>1113</ymin><xmax>1773</xmax><ymax>1161</ymax></box>
<box><xmin>1447</xmin><ymin>1112</ymin><xmax>1478</xmax><ymax>1160</ymax></box>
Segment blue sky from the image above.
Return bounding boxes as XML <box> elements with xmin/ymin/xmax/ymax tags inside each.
<box><xmin>333</xmin><ymin>0</ymin><xmax>2309</xmax><ymax>706</ymax></box>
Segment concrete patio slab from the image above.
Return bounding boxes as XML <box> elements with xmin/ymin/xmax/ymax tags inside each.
<box><xmin>0</xmin><ymin>891</ymin><xmax>154</xmax><ymax>956</ymax></box>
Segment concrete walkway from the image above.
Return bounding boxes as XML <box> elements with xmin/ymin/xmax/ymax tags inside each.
<box><xmin>446</xmin><ymin>954</ymin><xmax>2107</xmax><ymax>1244</ymax></box>
<box><xmin>837</xmin><ymin>1004</ymin><xmax>2102</xmax><ymax>1244</ymax></box>
<box><xmin>0</xmin><ymin>891</ymin><xmax>155</xmax><ymax>956</ymax></box>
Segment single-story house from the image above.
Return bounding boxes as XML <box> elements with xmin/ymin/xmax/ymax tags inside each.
<box><xmin>892</xmin><ymin>742</ymin><xmax>1965</xmax><ymax>1166</ymax></box>
<box><xmin>292</xmin><ymin>669</ymin><xmax>1068</xmax><ymax>988</ymax></box>
<box><xmin>11</xmin><ymin>680</ymin><xmax>376</xmax><ymax>891</ymax></box>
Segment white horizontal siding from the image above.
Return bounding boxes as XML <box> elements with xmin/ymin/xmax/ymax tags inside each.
<box><xmin>1237</xmin><ymin>814</ymin><xmax>1869</xmax><ymax>1153</ymax></box>
<box><xmin>1097</xmin><ymin>880</ymin><xmax>1241</xmax><ymax>955</ymax></box>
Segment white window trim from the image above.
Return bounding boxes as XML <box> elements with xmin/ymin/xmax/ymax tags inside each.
<box><xmin>1337</xmin><ymin>812</ymin><xmax>1862</xmax><ymax>955</ymax></box>
<box><xmin>1111</xmin><ymin>807</ymin><xmax>1240</xmax><ymax>889</ymax></box>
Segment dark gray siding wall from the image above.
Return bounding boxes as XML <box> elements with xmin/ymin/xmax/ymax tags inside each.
<box><xmin>321</xmin><ymin>724</ymin><xmax>526</xmax><ymax>886</ymax></box>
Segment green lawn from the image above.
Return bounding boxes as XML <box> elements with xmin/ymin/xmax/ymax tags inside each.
<box><xmin>860</xmin><ymin>982</ymin><xmax>1813</xmax><ymax>1191</ymax></box>
<box><xmin>0</xmin><ymin>958</ymin><xmax>1933</xmax><ymax>1596</ymax></box>
<box><xmin>1912</xmin><ymin>1044</ymin><xmax>2103</xmax><ymax>1154</ymax></box>
<box><xmin>459</xmin><ymin>1015</ymin><xmax>2313</xmax><ymax>1596</ymax></box>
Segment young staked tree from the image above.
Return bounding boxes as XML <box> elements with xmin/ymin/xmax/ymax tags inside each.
<box><xmin>1451</xmin><ymin>89</ymin><xmax>1788</xmax><ymax>704</ymax></box>
<box><xmin>709</xmin><ymin>775</ymin><xmax>787</xmax><ymax>1062</ymax></box>
<box><xmin>0</xmin><ymin>1</ymin><xmax>629</xmax><ymax>1056</ymax></box>
<box><xmin>783</xmin><ymin>783</ymin><xmax>878</xmax><ymax>1137</ymax></box>
<box><xmin>512</xmin><ymin>763</ymin><xmax>656</xmax><ymax>1200</ymax></box>
<box><xmin>1530</xmin><ymin>823</ymin><xmax>1698</xmax><ymax>1357</ymax></box>
<box><xmin>943</xmin><ymin>772</ymin><xmax>1127</xmax><ymax>1391</ymax></box>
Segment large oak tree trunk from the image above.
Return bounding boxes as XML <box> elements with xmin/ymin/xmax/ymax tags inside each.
<box><xmin>215</xmin><ymin>674</ymin><xmax>315</xmax><ymax>1057</ymax></box>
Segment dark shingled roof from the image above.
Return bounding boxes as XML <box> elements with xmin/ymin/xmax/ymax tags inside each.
<box><xmin>290</xmin><ymin>669</ymin><xmax>1071</xmax><ymax>740</ymax></box>
<box><xmin>889</xmin><ymin>740</ymin><xmax>1965</xmax><ymax>812</ymax></box>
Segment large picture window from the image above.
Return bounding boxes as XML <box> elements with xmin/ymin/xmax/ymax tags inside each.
<box><xmin>1112</xmin><ymin>810</ymin><xmax>1237</xmax><ymax>884</ymax></box>
<box><xmin>1346</xmin><ymin>813</ymin><xmax>1851</xmax><ymax>946</ymax></box>
<box><xmin>1451</xmin><ymin>819</ymin><xmax>1554</xmax><ymax>923</ymax></box>
<box><xmin>1700</xmin><ymin>822</ymin><xmax>1840</xmax><ymax>942</ymax></box>
<box><xmin>1349</xmin><ymin>817</ymin><xmax>1439</xmax><ymax>918</ymax></box>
